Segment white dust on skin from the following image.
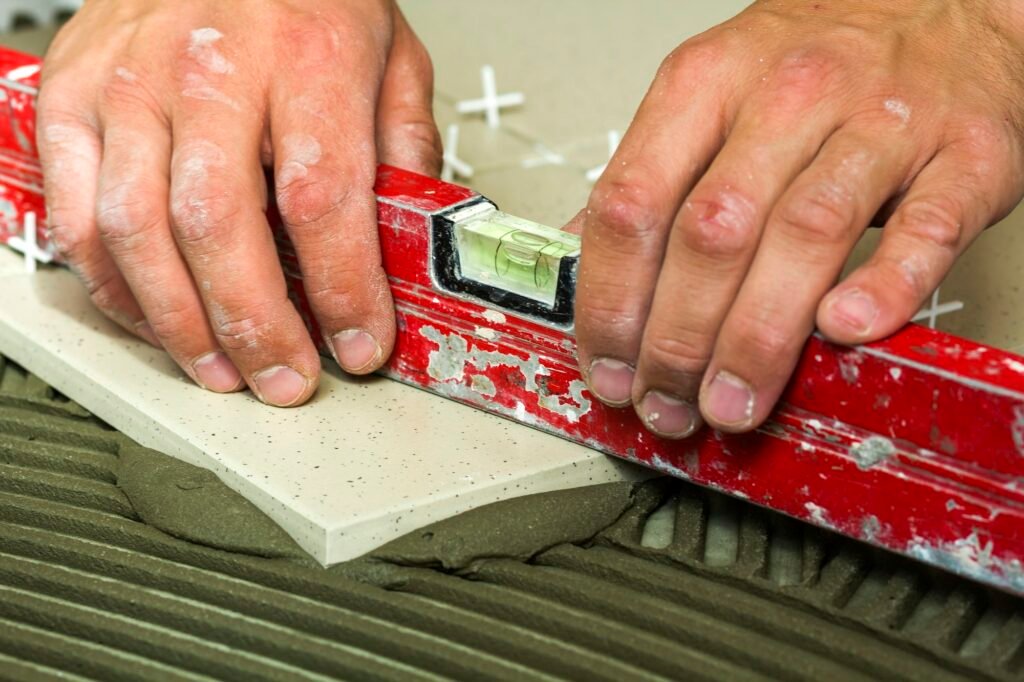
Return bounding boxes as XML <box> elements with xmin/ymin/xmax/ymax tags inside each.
<box><xmin>170</xmin><ymin>140</ymin><xmax>227</xmax><ymax>241</ymax></box>
<box><xmin>277</xmin><ymin>134</ymin><xmax>323</xmax><ymax>189</ymax></box>
<box><xmin>897</xmin><ymin>252</ymin><xmax>939</xmax><ymax>299</ymax></box>
<box><xmin>39</xmin><ymin>124</ymin><xmax>98</xmax><ymax>180</ymax></box>
<box><xmin>187</xmin><ymin>28</ymin><xmax>235</xmax><ymax>75</ymax></box>
<box><xmin>883</xmin><ymin>98</ymin><xmax>912</xmax><ymax>126</ymax></box>
<box><xmin>182</xmin><ymin>28</ymin><xmax>240</xmax><ymax>110</ymax></box>
<box><xmin>114</xmin><ymin>67</ymin><xmax>138</xmax><ymax>83</ymax></box>
<box><xmin>96</xmin><ymin>137</ymin><xmax>150</xmax><ymax>243</ymax></box>
<box><xmin>37</xmin><ymin>124</ymin><xmax>101</xmax><ymax>258</ymax></box>
<box><xmin>182</xmin><ymin>74</ymin><xmax>241</xmax><ymax>111</ymax></box>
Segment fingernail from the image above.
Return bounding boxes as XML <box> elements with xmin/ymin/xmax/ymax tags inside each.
<box><xmin>253</xmin><ymin>365</ymin><xmax>309</xmax><ymax>407</ymax></box>
<box><xmin>829</xmin><ymin>289</ymin><xmax>878</xmax><ymax>336</ymax></box>
<box><xmin>638</xmin><ymin>391</ymin><xmax>699</xmax><ymax>439</ymax></box>
<box><xmin>331</xmin><ymin>329</ymin><xmax>383</xmax><ymax>373</ymax></box>
<box><xmin>134</xmin><ymin>321</ymin><xmax>163</xmax><ymax>348</ymax></box>
<box><xmin>588</xmin><ymin>358</ymin><xmax>635</xmax><ymax>406</ymax></box>
<box><xmin>192</xmin><ymin>351</ymin><xmax>244</xmax><ymax>393</ymax></box>
<box><xmin>704</xmin><ymin>371</ymin><xmax>755</xmax><ymax>427</ymax></box>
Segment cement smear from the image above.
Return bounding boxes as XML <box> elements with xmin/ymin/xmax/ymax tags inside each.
<box><xmin>0</xmin><ymin>355</ymin><xmax>1023</xmax><ymax>681</ymax></box>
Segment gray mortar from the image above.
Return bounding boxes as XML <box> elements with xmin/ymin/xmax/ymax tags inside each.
<box><xmin>1</xmin><ymin>357</ymin><xmax>1024</xmax><ymax>680</ymax></box>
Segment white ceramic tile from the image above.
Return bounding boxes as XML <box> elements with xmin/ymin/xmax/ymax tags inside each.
<box><xmin>0</xmin><ymin>267</ymin><xmax>645</xmax><ymax>564</ymax></box>
<box><xmin>0</xmin><ymin>242</ymin><xmax>24</xmax><ymax>274</ymax></box>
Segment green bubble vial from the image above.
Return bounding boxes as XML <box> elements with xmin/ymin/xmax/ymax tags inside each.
<box><xmin>454</xmin><ymin>210</ymin><xmax>581</xmax><ymax>307</ymax></box>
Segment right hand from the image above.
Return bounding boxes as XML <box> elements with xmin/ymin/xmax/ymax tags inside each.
<box><xmin>37</xmin><ymin>0</ymin><xmax>441</xmax><ymax>406</ymax></box>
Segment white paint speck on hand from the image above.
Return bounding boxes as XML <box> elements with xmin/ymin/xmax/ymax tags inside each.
<box><xmin>188</xmin><ymin>28</ymin><xmax>235</xmax><ymax>75</ymax></box>
<box><xmin>277</xmin><ymin>133</ymin><xmax>323</xmax><ymax>188</ymax></box>
<box><xmin>883</xmin><ymin>98</ymin><xmax>912</xmax><ymax>125</ymax></box>
<box><xmin>114</xmin><ymin>67</ymin><xmax>138</xmax><ymax>83</ymax></box>
<box><xmin>181</xmin><ymin>74</ymin><xmax>241</xmax><ymax>110</ymax></box>
<box><xmin>170</xmin><ymin>140</ymin><xmax>227</xmax><ymax>236</ymax></box>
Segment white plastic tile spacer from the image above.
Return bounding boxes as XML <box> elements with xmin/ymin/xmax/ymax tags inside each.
<box><xmin>441</xmin><ymin>124</ymin><xmax>474</xmax><ymax>183</ymax></box>
<box><xmin>455</xmin><ymin>65</ymin><xmax>524</xmax><ymax>129</ymax></box>
<box><xmin>586</xmin><ymin>130</ymin><xmax>622</xmax><ymax>183</ymax></box>
<box><xmin>7</xmin><ymin>211</ymin><xmax>55</xmax><ymax>274</ymax></box>
<box><xmin>521</xmin><ymin>143</ymin><xmax>565</xmax><ymax>169</ymax></box>
<box><xmin>912</xmin><ymin>287</ymin><xmax>964</xmax><ymax>329</ymax></box>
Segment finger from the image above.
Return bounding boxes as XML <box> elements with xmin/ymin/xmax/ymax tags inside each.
<box><xmin>818</xmin><ymin>139</ymin><xmax>1023</xmax><ymax>343</ymax></box>
<box><xmin>702</xmin><ymin>128</ymin><xmax>917</xmax><ymax>432</ymax></box>
<box><xmin>632</xmin><ymin>66</ymin><xmax>848</xmax><ymax>439</ymax></box>
<box><xmin>574</xmin><ymin>39</ymin><xmax>735</xmax><ymax>407</ymax></box>
<box><xmin>270</xmin><ymin>29</ymin><xmax>394</xmax><ymax>376</ymax></box>
<box><xmin>95</xmin><ymin>84</ymin><xmax>244</xmax><ymax>394</ymax></box>
<box><xmin>36</xmin><ymin>101</ymin><xmax>155</xmax><ymax>344</ymax></box>
<box><xmin>375</xmin><ymin>7</ymin><xmax>442</xmax><ymax>177</ymax></box>
<box><xmin>170</xmin><ymin>52</ymin><xmax>320</xmax><ymax>407</ymax></box>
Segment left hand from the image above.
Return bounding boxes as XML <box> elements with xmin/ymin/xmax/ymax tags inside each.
<box><xmin>572</xmin><ymin>0</ymin><xmax>1024</xmax><ymax>438</ymax></box>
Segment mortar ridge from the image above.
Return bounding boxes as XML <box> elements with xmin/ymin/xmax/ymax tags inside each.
<box><xmin>0</xmin><ymin>354</ymin><xmax>1021</xmax><ymax>681</ymax></box>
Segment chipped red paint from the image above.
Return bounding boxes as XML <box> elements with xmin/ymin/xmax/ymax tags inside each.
<box><xmin>3</xmin><ymin>48</ymin><xmax>1024</xmax><ymax>593</ymax></box>
<box><xmin>0</xmin><ymin>52</ymin><xmax>43</xmax><ymax>249</ymax></box>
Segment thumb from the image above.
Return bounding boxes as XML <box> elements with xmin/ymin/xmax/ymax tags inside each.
<box><xmin>376</xmin><ymin>8</ymin><xmax>442</xmax><ymax>177</ymax></box>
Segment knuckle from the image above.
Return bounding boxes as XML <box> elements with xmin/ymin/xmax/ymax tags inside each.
<box><xmin>85</xmin><ymin>273</ymin><xmax>125</xmax><ymax>317</ymax></box>
<box><xmin>37</xmin><ymin>73</ymin><xmax>77</xmax><ymax>111</ymax></box>
<box><xmin>775</xmin><ymin>182</ymin><xmax>856</xmax><ymax>244</ymax></box>
<box><xmin>679</xmin><ymin>189</ymin><xmax>759</xmax><ymax>259</ymax></box>
<box><xmin>145</xmin><ymin>303</ymin><xmax>200</xmax><ymax>346</ymax></box>
<box><xmin>98</xmin><ymin>75</ymin><xmax>145</xmax><ymax>113</ymax></box>
<box><xmin>576</xmin><ymin>295</ymin><xmax>645</xmax><ymax>338</ymax></box>
<box><xmin>404</xmin><ymin>36</ymin><xmax>435</xmax><ymax>80</ymax></box>
<box><xmin>276</xmin><ymin>174</ymin><xmax>355</xmax><ymax>229</ymax></box>
<box><xmin>643</xmin><ymin>333</ymin><xmax>710</xmax><ymax>378</ymax></box>
<box><xmin>279</xmin><ymin>14</ymin><xmax>347</xmax><ymax>68</ymax></box>
<box><xmin>45</xmin><ymin>219</ymin><xmax>89</xmax><ymax>262</ymax></box>
<box><xmin>397</xmin><ymin>119</ymin><xmax>443</xmax><ymax>170</ymax></box>
<box><xmin>588</xmin><ymin>180</ymin><xmax>663</xmax><ymax>246</ymax></box>
<box><xmin>208</xmin><ymin>301</ymin><xmax>278</xmax><ymax>354</ymax></box>
<box><xmin>732</xmin><ymin>317</ymin><xmax>791</xmax><ymax>362</ymax></box>
<box><xmin>954</xmin><ymin>117</ymin><xmax>1006</xmax><ymax>154</ymax></box>
<box><xmin>896</xmin><ymin>196</ymin><xmax>964</xmax><ymax>251</ymax></box>
<box><xmin>170</xmin><ymin>186</ymin><xmax>241</xmax><ymax>247</ymax></box>
<box><xmin>774</xmin><ymin>47</ymin><xmax>845</xmax><ymax>93</ymax></box>
<box><xmin>657</xmin><ymin>38</ymin><xmax>727</xmax><ymax>88</ymax></box>
<box><xmin>304</xmin><ymin>275</ymin><xmax>384</xmax><ymax>324</ymax></box>
<box><xmin>885</xmin><ymin>253</ymin><xmax>932</xmax><ymax>301</ymax></box>
<box><xmin>96</xmin><ymin>183</ymin><xmax>162</xmax><ymax>244</ymax></box>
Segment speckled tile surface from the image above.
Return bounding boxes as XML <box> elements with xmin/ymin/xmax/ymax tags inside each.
<box><xmin>0</xmin><ymin>240</ymin><xmax>23</xmax><ymax>275</ymax></box>
<box><xmin>0</xmin><ymin>266</ymin><xmax>645</xmax><ymax>564</ymax></box>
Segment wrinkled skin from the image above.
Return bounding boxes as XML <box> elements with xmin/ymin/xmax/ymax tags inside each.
<box><xmin>38</xmin><ymin>0</ymin><xmax>440</xmax><ymax>407</ymax></box>
<box><xmin>573</xmin><ymin>0</ymin><xmax>1024</xmax><ymax>437</ymax></box>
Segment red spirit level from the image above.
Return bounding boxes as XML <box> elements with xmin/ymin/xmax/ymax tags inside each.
<box><xmin>2</xmin><ymin>48</ymin><xmax>1024</xmax><ymax>594</ymax></box>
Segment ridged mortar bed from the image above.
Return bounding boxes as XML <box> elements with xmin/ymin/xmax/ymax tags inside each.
<box><xmin>0</xmin><ymin>354</ymin><xmax>1022</xmax><ymax>681</ymax></box>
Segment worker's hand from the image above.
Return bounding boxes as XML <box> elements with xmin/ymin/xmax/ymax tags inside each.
<box><xmin>37</xmin><ymin>0</ymin><xmax>440</xmax><ymax>406</ymax></box>
<box><xmin>575</xmin><ymin>0</ymin><xmax>1024</xmax><ymax>437</ymax></box>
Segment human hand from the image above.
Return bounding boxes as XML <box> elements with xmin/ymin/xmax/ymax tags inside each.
<box><xmin>574</xmin><ymin>0</ymin><xmax>1024</xmax><ymax>438</ymax></box>
<box><xmin>38</xmin><ymin>0</ymin><xmax>440</xmax><ymax>406</ymax></box>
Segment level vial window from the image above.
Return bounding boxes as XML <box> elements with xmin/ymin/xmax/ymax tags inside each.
<box><xmin>453</xmin><ymin>210</ymin><xmax>581</xmax><ymax>308</ymax></box>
